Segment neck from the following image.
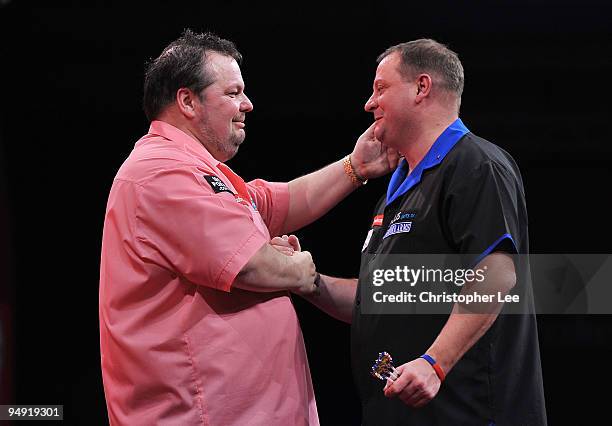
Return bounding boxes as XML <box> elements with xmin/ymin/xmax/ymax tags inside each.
<box><xmin>157</xmin><ymin>112</ymin><xmax>200</xmax><ymax>143</ymax></box>
<box><xmin>400</xmin><ymin>114</ymin><xmax>458</xmax><ymax>171</ymax></box>
<box><xmin>156</xmin><ymin>109</ymin><xmax>221</xmax><ymax>156</ymax></box>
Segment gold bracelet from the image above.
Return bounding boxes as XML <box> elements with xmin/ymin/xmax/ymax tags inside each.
<box><xmin>343</xmin><ymin>155</ymin><xmax>368</xmax><ymax>186</ymax></box>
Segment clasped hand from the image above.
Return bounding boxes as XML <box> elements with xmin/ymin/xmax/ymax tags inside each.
<box><xmin>270</xmin><ymin>235</ymin><xmax>318</xmax><ymax>296</ymax></box>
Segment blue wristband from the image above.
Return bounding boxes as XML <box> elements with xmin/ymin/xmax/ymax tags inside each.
<box><xmin>420</xmin><ymin>354</ymin><xmax>446</xmax><ymax>382</ymax></box>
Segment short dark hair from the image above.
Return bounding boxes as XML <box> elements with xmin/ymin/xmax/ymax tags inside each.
<box><xmin>143</xmin><ymin>29</ymin><xmax>242</xmax><ymax>121</ymax></box>
<box><xmin>377</xmin><ymin>39</ymin><xmax>464</xmax><ymax>100</ymax></box>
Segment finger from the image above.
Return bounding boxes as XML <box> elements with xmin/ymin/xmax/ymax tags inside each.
<box><xmin>396</xmin><ymin>379</ymin><xmax>429</xmax><ymax>406</ymax></box>
<box><xmin>401</xmin><ymin>388</ymin><xmax>425</xmax><ymax>407</ymax></box>
<box><xmin>383</xmin><ymin>365</ymin><xmax>409</xmax><ymax>391</ymax></box>
<box><xmin>271</xmin><ymin>245</ymin><xmax>294</xmax><ymax>256</ymax></box>
<box><xmin>384</xmin><ymin>371</ymin><xmax>410</xmax><ymax>398</ymax></box>
<box><xmin>287</xmin><ymin>234</ymin><xmax>301</xmax><ymax>251</ymax></box>
<box><xmin>384</xmin><ymin>384</ymin><xmax>397</xmax><ymax>398</ymax></box>
<box><xmin>395</xmin><ymin>386</ymin><xmax>421</xmax><ymax>406</ymax></box>
<box><xmin>282</xmin><ymin>234</ymin><xmax>289</xmax><ymax>240</ymax></box>
<box><xmin>386</xmin><ymin>364</ymin><xmax>405</xmax><ymax>393</ymax></box>
<box><xmin>387</xmin><ymin>147</ymin><xmax>400</xmax><ymax>168</ymax></box>
<box><xmin>412</xmin><ymin>396</ymin><xmax>432</xmax><ymax>408</ymax></box>
<box><xmin>359</xmin><ymin>121</ymin><xmax>377</xmax><ymax>141</ymax></box>
<box><xmin>271</xmin><ymin>237</ymin><xmax>293</xmax><ymax>249</ymax></box>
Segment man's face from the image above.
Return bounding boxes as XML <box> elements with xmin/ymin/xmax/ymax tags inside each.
<box><xmin>195</xmin><ymin>52</ymin><xmax>253</xmax><ymax>162</ymax></box>
<box><xmin>364</xmin><ymin>52</ymin><xmax>416</xmax><ymax>149</ymax></box>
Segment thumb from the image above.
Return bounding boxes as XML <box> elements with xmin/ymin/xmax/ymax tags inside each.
<box><xmin>287</xmin><ymin>234</ymin><xmax>301</xmax><ymax>251</ymax></box>
<box><xmin>271</xmin><ymin>236</ymin><xmax>292</xmax><ymax>248</ymax></box>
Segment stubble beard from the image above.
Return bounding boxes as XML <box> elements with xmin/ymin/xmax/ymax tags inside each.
<box><xmin>200</xmin><ymin>124</ymin><xmax>244</xmax><ymax>162</ymax></box>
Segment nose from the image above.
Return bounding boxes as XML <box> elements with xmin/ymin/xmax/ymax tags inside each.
<box><xmin>364</xmin><ymin>92</ymin><xmax>377</xmax><ymax>112</ymax></box>
<box><xmin>241</xmin><ymin>93</ymin><xmax>253</xmax><ymax>112</ymax></box>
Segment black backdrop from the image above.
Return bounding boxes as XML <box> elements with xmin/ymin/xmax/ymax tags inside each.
<box><xmin>1</xmin><ymin>1</ymin><xmax>611</xmax><ymax>424</ymax></box>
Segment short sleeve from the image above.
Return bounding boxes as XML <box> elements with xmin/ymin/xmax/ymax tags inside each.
<box><xmin>246</xmin><ymin>179</ymin><xmax>289</xmax><ymax>238</ymax></box>
<box><xmin>134</xmin><ymin>166</ymin><xmax>268</xmax><ymax>292</ymax></box>
<box><xmin>444</xmin><ymin>160</ymin><xmax>523</xmax><ymax>266</ymax></box>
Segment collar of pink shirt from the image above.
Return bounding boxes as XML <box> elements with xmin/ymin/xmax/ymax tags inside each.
<box><xmin>147</xmin><ymin>119</ymin><xmax>255</xmax><ymax>209</ymax></box>
<box><xmin>147</xmin><ymin>119</ymin><xmax>221</xmax><ymax>167</ymax></box>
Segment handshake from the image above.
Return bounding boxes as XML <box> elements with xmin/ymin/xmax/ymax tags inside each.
<box><xmin>270</xmin><ymin>234</ymin><xmax>320</xmax><ymax>296</ymax></box>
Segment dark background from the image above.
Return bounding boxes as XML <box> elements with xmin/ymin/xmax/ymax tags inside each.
<box><xmin>1</xmin><ymin>1</ymin><xmax>611</xmax><ymax>424</ymax></box>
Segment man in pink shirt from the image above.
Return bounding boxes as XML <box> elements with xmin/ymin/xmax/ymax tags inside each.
<box><xmin>99</xmin><ymin>30</ymin><xmax>398</xmax><ymax>425</ymax></box>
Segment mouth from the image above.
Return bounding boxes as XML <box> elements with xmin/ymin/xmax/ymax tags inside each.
<box><xmin>232</xmin><ymin>120</ymin><xmax>245</xmax><ymax>129</ymax></box>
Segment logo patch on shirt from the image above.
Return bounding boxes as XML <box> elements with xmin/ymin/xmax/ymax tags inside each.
<box><xmin>383</xmin><ymin>221</ymin><xmax>412</xmax><ymax>239</ymax></box>
<box><xmin>372</xmin><ymin>214</ymin><xmax>384</xmax><ymax>227</ymax></box>
<box><xmin>203</xmin><ymin>175</ymin><xmax>234</xmax><ymax>195</ymax></box>
<box><xmin>390</xmin><ymin>211</ymin><xmax>418</xmax><ymax>224</ymax></box>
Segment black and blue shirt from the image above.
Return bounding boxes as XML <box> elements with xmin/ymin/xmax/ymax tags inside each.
<box><xmin>351</xmin><ymin>119</ymin><xmax>547</xmax><ymax>425</ymax></box>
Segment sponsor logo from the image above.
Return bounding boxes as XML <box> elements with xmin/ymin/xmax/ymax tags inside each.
<box><xmin>372</xmin><ymin>214</ymin><xmax>384</xmax><ymax>227</ymax></box>
<box><xmin>203</xmin><ymin>175</ymin><xmax>257</xmax><ymax>211</ymax></box>
<box><xmin>203</xmin><ymin>175</ymin><xmax>234</xmax><ymax>195</ymax></box>
<box><xmin>383</xmin><ymin>221</ymin><xmax>412</xmax><ymax>239</ymax></box>
<box><xmin>390</xmin><ymin>211</ymin><xmax>418</xmax><ymax>224</ymax></box>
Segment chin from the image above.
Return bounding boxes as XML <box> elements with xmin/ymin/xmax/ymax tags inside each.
<box><xmin>233</xmin><ymin>130</ymin><xmax>245</xmax><ymax>142</ymax></box>
<box><xmin>380</xmin><ymin>137</ymin><xmax>401</xmax><ymax>151</ymax></box>
<box><xmin>222</xmin><ymin>148</ymin><xmax>239</xmax><ymax>162</ymax></box>
<box><xmin>374</xmin><ymin>127</ymin><xmax>384</xmax><ymax>142</ymax></box>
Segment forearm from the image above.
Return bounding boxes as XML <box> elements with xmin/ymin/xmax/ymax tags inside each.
<box><xmin>281</xmin><ymin>123</ymin><xmax>400</xmax><ymax>233</ymax></box>
<box><xmin>426</xmin><ymin>311</ymin><xmax>499</xmax><ymax>374</ymax></box>
<box><xmin>233</xmin><ymin>243</ymin><xmax>314</xmax><ymax>293</ymax></box>
<box><xmin>425</xmin><ymin>252</ymin><xmax>516</xmax><ymax>374</ymax></box>
<box><xmin>282</xmin><ymin>158</ymin><xmax>358</xmax><ymax>234</ymax></box>
<box><xmin>300</xmin><ymin>274</ymin><xmax>357</xmax><ymax>323</ymax></box>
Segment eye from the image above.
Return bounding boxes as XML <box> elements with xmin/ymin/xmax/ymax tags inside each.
<box><xmin>227</xmin><ymin>91</ymin><xmax>239</xmax><ymax>97</ymax></box>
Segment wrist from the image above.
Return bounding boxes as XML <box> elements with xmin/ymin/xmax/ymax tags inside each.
<box><xmin>343</xmin><ymin>154</ymin><xmax>368</xmax><ymax>186</ymax></box>
<box><xmin>295</xmin><ymin>274</ymin><xmax>319</xmax><ymax>296</ymax></box>
<box><xmin>420</xmin><ymin>354</ymin><xmax>446</xmax><ymax>382</ymax></box>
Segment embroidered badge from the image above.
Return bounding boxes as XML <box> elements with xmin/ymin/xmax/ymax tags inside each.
<box><xmin>383</xmin><ymin>221</ymin><xmax>412</xmax><ymax>239</ymax></box>
<box><xmin>203</xmin><ymin>175</ymin><xmax>234</xmax><ymax>195</ymax></box>
<box><xmin>372</xmin><ymin>214</ymin><xmax>384</xmax><ymax>227</ymax></box>
<box><xmin>390</xmin><ymin>211</ymin><xmax>418</xmax><ymax>224</ymax></box>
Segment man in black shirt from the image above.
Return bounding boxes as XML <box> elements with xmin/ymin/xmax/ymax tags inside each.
<box><xmin>294</xmin><ymin>39</ymin><xmax>546</xmax><ymax>425</ymax></box>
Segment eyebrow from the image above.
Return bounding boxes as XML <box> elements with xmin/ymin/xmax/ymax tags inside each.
<box><xmin>225</xmin><ymin>82</ymin><xmax>244</xmax><ymax>90</ymax></box>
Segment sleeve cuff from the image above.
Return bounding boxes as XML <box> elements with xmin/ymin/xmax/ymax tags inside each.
<box><xmin>471</xmin><ymin>233</ymin><xmax>517</xmax><ymax>268</ymax></box>
<box><xmin>267</xmin><ymin>181</ymin><xmax>290</xmax><ymax>237</ymax></box>
<box><xmin>215</xmin><ymin>229</ymin><xmax>267</xmax><ymax>292</ymax></box>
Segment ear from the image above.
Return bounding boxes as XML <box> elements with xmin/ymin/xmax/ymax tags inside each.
<box><xmin>176</xmin><ymin>87</ymin><xmax>199</xmax><ymax>119</ymax></box>
<box><xmin>414</xmin><ymin>74</ymin><xmax>433</xmax><ymax>104</ymax></box>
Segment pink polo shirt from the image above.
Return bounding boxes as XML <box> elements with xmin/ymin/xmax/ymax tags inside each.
<box><xmin>99</xmin><ymin>121</ymin><xmax>319</xmax><ymax>426</ymax></box>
